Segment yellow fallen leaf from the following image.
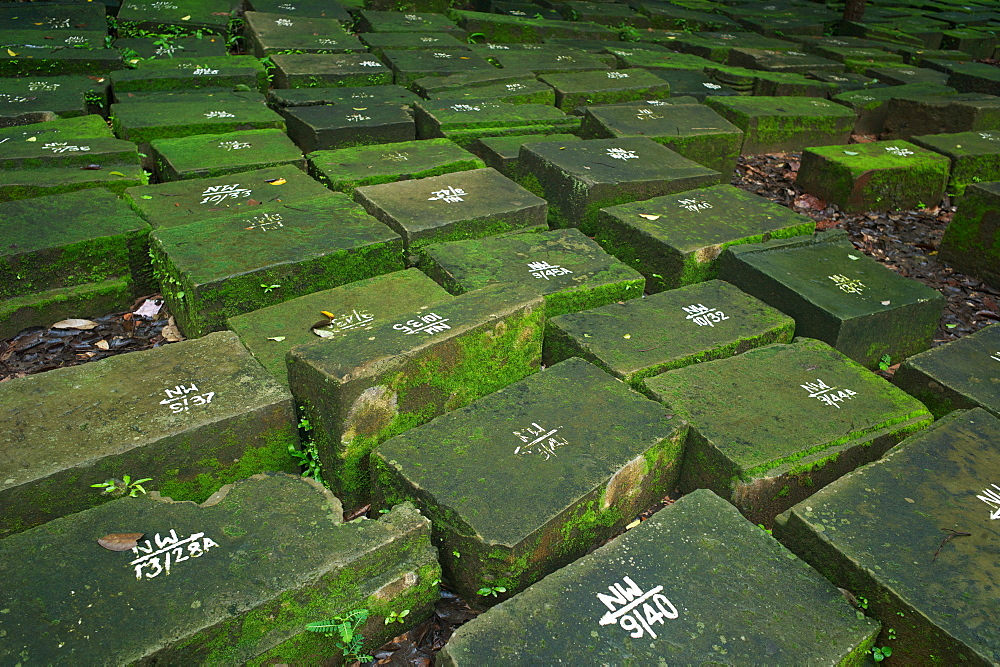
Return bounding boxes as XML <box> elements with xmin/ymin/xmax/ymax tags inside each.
<box><xmin>26</xmin><ymin>136</ymin><xmax>37</xmax><ymax>142</ymax></box>
<box><xmin>109</xmin><ymin>171</ymin><xmax>126</xmax><ymax>176</ymax></box>
<box><xmin>267</xmin><ymin>178</ymin><xmax>286</xmax><ymax>185</ymax></box>
<box><xmin>353</xmin><ymin>107</ymin><xmax>367</xmax><ymax>111</ymax></box>
<box><xmin>181</xmin><ymin>14</ymin><xmax>191</xmax><ymax>20</ymax></box>
<box><xmin>638</xmin><ymin>214</ymin><xmax>660</xmax><ymax>220</ymax></box>
<box><xmin>95</xmin><ymin>340</ymin><xmax>110</xmax><ymax>350</ymax></box>
<box><xmin>267</xmin><ymin>336</ymin><xmax>286</xmax><ymax>342</ymax></box>
<box><xmin>320</xmin><ymin>311</ymin><xmax>336</xmax><ymax>318</ymax></box>
<box><xmin>623</xmin><ymin>334</ymin><xmax>631</xmax><ymax>339</ymax></box>
<box><xmin>7</xmin><ymin>49</ymin><xmax>18</xmax><ymax>56</ymax></box>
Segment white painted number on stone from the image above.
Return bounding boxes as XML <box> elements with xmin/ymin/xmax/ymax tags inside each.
<box><xmin>597</xmin><ymin>576</ymin><xmax>678</xmax><ymax>639</ymax></box>
<box><xmin>420</xmin><ymin>37</ymin><xmax>437</xmax><ymax>42</ymax></box>
<box><xmin>383</xmin><ymin>151</ymin><xmax>409</xmax><ymax>162</ymax></box>
<box><xmin>393</xmin><ymin>312</ymin><xmax>451</xmax><ymax>335</ymax></box>
<box><xmin>677</xmin><ymin>198</ymin><xmax>712</xmax><ymax>212</ymax></box>
<box><xmin>607</xmin><ymin>71</ymin><xmax>630</xmax><ymax>79</ymax></box>
<box><xmin>218</xmin><ymin>140</ymin><xmax>251</xmax><ymax>151</ymax></box>
<box><xmin>636</xmin><ymin>108</ymin><xmax>662</xmax><ymax>120</ymax></box>
<box><xmin>433</xmin><ymin>52</ymin><xmax>452</xmax><ymax>59</ymax></box>
<box><xmin>487</xmin><ymin>44</ymin><xmax>510</xmax><ymax>50</ymax></box>
<box><xmin>244</xmin><ymin>212</ymin><xmax>283</xmax><ymax>231</ymax></box>
<box><xmin>556</xmin><ymin>55</ymin><xmax>575</xmax><ymax>62</ymax></box>
<box><xmin>346</xmin><ymin>113</ymin><xmax>371</xmax><ymax>122</ymax></box>
<box><xmin>204</xmin><ymin>110</ymin><xmax>234</xmax><ymax>118</ymax></box>
<box><xmin>359</xmin><ymin>60</ymin><xmax>382</xmax><ymax>67</ymax></box>
<box><xmin>506</xmin><ymin>83</ymin><xmax>526</xmax><ymax>91</ymax></box>
<box><xmin>0</xmin><ymin>94</ymin><xmax>30</xmax><ymax>104</ymax></box>
<box><xmin>991</xmin><ymin>351</ymin><xmax>1000</xmax><ymax>362</ymax></box>
<box><xmin>428</xmin><ymin>185</ymin><xmax>466</xmax><ymax>203</ymax></box>
<box><xmin>279</xmin><ymin>2</ymin><xmax>296</xmax><ymax>8</ymax></box>
<box><xmin>28</xmin><ymin>81</ymin><xmax>60</xmax><ymax>91</ymax></box>
<box><xmin>324</xmin><ymin>308</ymin><xmax>375</xmax><ymax>333</ymax></box>
<box><xmin>979</xmin><ymin>132</ymin><xmax>999</xmax><ymax>141</ymax></box>
<box><xmin>43</xmin><ymin>142</ymin><xmax>90</xmax><ymax>153</ymax></box>
<box><xmin>450</xmin><ymin>104</ymin><xmax>480</xmax><ymax>112</ymax></box>
<box><xmin>317</xmin><ymin>38</ymin><xmax>339</xmax><ymax>45</ymax></box>
<box><xmin>130</xmin><ymin>529</ymin><xmax>219</xmax><ymax>580</ymax></box>
<box><xmin>201</xmin><ymin>183</ymin><xmax>251</xmax><ymax>204</ymax></box>
<box><xmin>47</xmin><ymin>18</ymin><xmax>71</xmax><ymax>28</ymax></box>
<box><xmin>513</xmin><ymin>422</ymin><xmax>568</xmax><ymax>460</ymax></box>
<box><xmin>606</xmin><ymin>147</ymin><xmax>638</xmax><ymax>160</ymax></box>
<box><xmin>801</xmin><ymin>378</ymin><xmax>856</xmax><ymax>408</ymax></box>
<box><xmin>828</xmin><ymin>274</ymin><xmax>864</xmax><ymax>294</ymax></box>
<box><xmin>527</xmin><ymin>260</ymin><xmax>572</xmax><ymax>280</ymax></box>
<box><xmin>703</xmin><ymin>82</ymin><xmax>722</xmax><ymax>89</ymax></box>
<box><xmin>404</xmin><ymin>14</ymin><xmax>419</xmax><ymax>20</ymax></box>
<box><xmin>160</xmin><ymin>383</ymin><xmax>215</xmax><ymax>413</ymax></box>
<box><xmin>193</xmin><ymin>68</ymin><xmax>220</xmax><ymax>76</ymax></box>
<box><xmin>681</xmin><ymin>303</ymin><xmax>729</xmax><ymax>327</ymax></box>
<box><xmin>645</xmin><ymin>100</ymin><xmax>671</xmax><ymax>106</ymax></box>
<box><xmin>977</xmin><ymin>484</ymin><xmax>1000</xmax><ymax>520</ymax></box>
<box><xmin>150</xmin><ymin>1</ymin><xmax>179</xmax><ymax>8</ymax></box>
<box><xmin>64</xmin><ymin>36</ymin><xmax>88</xmax><ymax>44</ymax></box>
<box><xmin>275</xmin><ymin>18</ymin><xmax>294</xmax><ymax>26</ymax></box>
<box><xmin>885</xmin><ymin>145</ymin><xmax>914</xmax><ymax>157</ymax></box>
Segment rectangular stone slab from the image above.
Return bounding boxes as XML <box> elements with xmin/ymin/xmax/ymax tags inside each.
<box><xmin>282</xmin><ymin>103</ymin><xmax>415</xmax><ymax>153</ymax></box>
<box><xmin>471</xmin><ymin>133</ymin><xmax>581</xmax><ymax>179</ymax></box>
<box><xmin>267</xmin><ymin>84</ymin><xmax>421</xmax><ymax>109</ymax></box>
<box><xmin>375</xmin><ymin>356</ymin><xmax>686</xmax><ymax>604</ymax></box>
<box><xmin>110</xmin><ymin>56</ymin><xmax>267</xmax><ymax>94</ymax></box>
<box><xmin>538</xmin><ymin>68</ymin><xmax>672</xmax><ymax>112</ymax></box>
<box><xmin>727</xmin><ymin>47</ymin><xmax>845</xmax><ymax>74</ymax></box>
<box><xmin>287</xmin><ymin>284</ymin><xmax>545</xmax><ymax>509</ymax></box>
<box><xmin>244</xmin><ymin>11</ymin><xmax>364</xmax><ymax>56</ymax></box>
<box><xmin>228</xmin><ymin>269</ymin><xmax>453</xmax><ymax>386</ymax></box>
<box><xmin>411</xmin><ymin>69</ymin><xmax>542</xmax><ymax>97</ymax></box>
<box><xmin>356</xmin><ymin>10</ymin><xmax>464</xmax><ymax>35</ymax></box>
<box><xmin>0</xmin><ymin>136</ymin><xmax>139</xmax><ymax>171</ymax></box>
<box><xmin>704</xmin><ymin>96</ymin><xmax>856</xmax><ymax>155</ymax></box>
<box><xmin>0</xmin><ymin>162</ymin><xmax>147</xmax><ymax>203</ymax></box>
<box><xmin>939</xmin><ymin>181</ymin><xmax>1000</xmax><ymax>288</ymax></box>
<box><xmin>113</xmin><ymin>35</ymin><xmax>228</xmax><ymax>61</ymax></box>
<box><xmin>910</xmin><ymin>129</ymin><xmax>1000</xmax><ymax>196</ymax></box>
<box><xmin>150</xmin><ymin>129</ymin><xmax>305</xmax><ymax>182</ymax></box>
<box><xmin>0</xmin><ymin>331</ymin><xmax>299</xmax><ymax>538</ymax></box>
<box><xmin>416</xmin><ymin>227</ymin><xmax>645</xmax><ymax>317</ymax></box>
<box><xmin>546</xmin><ymin>279</ymin><xmax>795</xmax><ymax>390</ymax></box>
<box><xmin>116</xmin><ymin>0</ymin><xmax>230</xmax><ymax>36</ymax></box>
<box><xmin>438</xmin><ymin>489</ymin><xmax>879</xmax><ymax>665</ymax></box>
<box><xmin>110</xmin><ymin>95</ymin><xmax>285</xmax><ymax>145</ymax></box>
<box><xmin>644</xmin><ymin>337</ymin><xmax>932</xmax><ymax>527</ymax></box>
<box><xmin>487</xmin><ymin>49</ymin><xmax>612</xmax><ymax>75</ymax></box>
<box><xmin>151</xmin><ymin>193</ymin><xmax>403</xmax><ymax>337</ymax></box>
<box><xmin>893</xmin><ymin>322</ymin><xmax>1000</xmax><ymax>419</ymax></box>
<box><xmin>427</xmin><ymin>79</ymin><xmax>556</xmax><ymax>106</ymax></box>
<box><xmin>773</xmin><ymin>408</ymin><xmax>1000</xmax><ymax>664</ymax></box>
<box><xmin>719</xmin><ymin>230</ymin><xmax>946</xmax><ymax>369</ymax></box>
<box><xmin>0</xmin><ymin>114</ymin><xmax>113</xmax><ymax>144</ymax></box>
<box><xmin>354</xmin><ymin>167</ymin><xmax>548</xmax><ymax>252</ymax></box>
<box><xmin>519</xmin><ymin>137</ymin><xmax>722</xmax><ymax>235</ymax></box>
<box><xmin>360</xmin><ymin>32</ymin><xmax>471</xmax><ymax>56</ymax></box>
<box><xmin>124</xmin><ymin>165</ymin><xmax>332</xmax><ymax>230</ymax></box>
<box><xmin>596</xmin><ymin>183</ymin><xmax>816</xmax><ymax>293</ymax></box>
<box><xmin>0</xmin><ymin>475</ymin><xmax>439</xmax><ymax>664</ymax></box>
<box><xmin>831</xmin><ymin>83</ymin><xmax>956</xmax><ymax>136</ymax></box>
<box><xmin>414</xmin><ymin>100</ymin><xmax>578</xmax><ymax>138</ymax></box>
<box><xmin>309</xmin><ymin>138</ymin><xmax>485</xmax><ymax>194</ymax></box>
<box><xmin>382</xmin><ymin>49</ymin><xmax>495</xmax><ymax>87</ymax></box>
<box><xmin>0</xmin><ymin>76</ymin><xmax>109</xmax><ymax>124</ymax></box>
<box><xmin>452</xmin><ymin>10</ymin><xmax>619</xmax><ymax>42</ymax></box>
<box><xmin>269</xmin><ymin>53</ymin><xmax>393</xmax><ymax>88</ymax></box>
<box><xmin>0</xmin><ymin>276</ymin><xmax>133</xmax><ymax>341</ymax></box>
<box><xmin>882</xmin><ymin>93</ymin><xmax>1000</xmax><ymax>140</ymax></box>
<box><xmin>796</xmin><ymin>140</ymin><xmax>951</xmax><ymax>213</ymax></box>
<box><xmin>246</xmin><ymin>0</ymin><xmax>352</xmax><ymax>22</ymax></box>
<box><xmin>0</xmin><ymin>188</ymin><xmax>149</xmax><ymax>300</ymax></box>
<box><xmin>580</xmin><ymin>102</ymin><xmax>743</xmax><ymax>175</ymax></box>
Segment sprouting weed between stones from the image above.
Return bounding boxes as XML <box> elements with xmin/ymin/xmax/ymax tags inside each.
<box><xmin>91</xmin><ymin>474</ymin><xmax>152</xmax><ymax>498</ymax></box>
<box><xmin>306</xmin><ymin>609</ymin><xmax>373</xmax><ymax>663</ymax></box>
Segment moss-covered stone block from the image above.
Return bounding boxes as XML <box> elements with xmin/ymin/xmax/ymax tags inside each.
<box><xmin>439</xmin><ymin>489</ymin><xmax>879</xmax><ymax>665</ymax></box>
<box><xmin>382</xmin><ymin>49</ymin><xmax>494</xmax><ymax>87</ymax></box>
<box><xmin>270</xmin><ymin>53</ymin><xmax>393</xmax><ymax>88</ymax></box>
<box><xmin>0</xmin><ymin>163</ymin><xmax>147</xmax><ymax>203</ymax></box>
<box><xmin>0</xmin><ymin>188</ymin><xmax>149</xmax><ymax>300</ymax></box>
<box><xmin>451</xmin><ymin>10</ymin><xmax>618</xmax><ymax>43</ymax></box>
<box><xmin>831</xmin><ymin>83</ymin><xmax>956</xmax><ymax>136</ymax></box>
<box><xmin>416</xmin><ymin>227</ymin><xmax>645</xmax><ymax>320</ymax></box>
<box><xmin>113</xmin><ymin>35</ymin><xmax>228</xmax><ymax>62</ymax></box>
<box><xmin>911</xmin><ymin>129</ymin><xmax>1000</xmax><ymax>197</ymax></box>
<box><xmin>773</xmin><ymin>408</ymin><xmax>1000</xmax><ymax>664</ymax></box>
<box><xmin>0</xmin><ymin>331</ymin><xmax>300</xmax><ymax>538</ymax></box>
<box><xmin>939</xmin><ymin>181</ymin><xmax>1000</xmax><ymax>288</ymax></box>
<box><xmin>796</xmin><ymin>140</ymin><xmax>950</xmax><ymax>213</ymax></box>
<box><xmin>268</xmin><ymin>84</ymin><xmax>421</xmax><ymax>109</ymax></box>
<box><xmin>110</xmin><ymin>56</ymin><xmax>267</xmax><ymax>94</ymax></box>
<box><xmin>244</xmin><ymin>11</ymin><xmax>364</xmax><ymax>57</ymax></box>
<box><xmin>228</xmin><ymin>269</ymin><xmax>453</xmax><ymax>386</ymax></box>
<box><xmin>727</xmin><ymin>47</ymin><xmax>844</xmax><ymax>74</ymax></box>
<box><xmin>645</xmin><ymin>337</ymin><xmax>933</xmax><ymax>527</ymax></box>
<box><xmin>246</xmin><ymin>0</ymin><xmax>352</xmax><ymax>22</ymax></box>
<box><xmin>110</xmin><ymin>94</ymin><xmax>285</xmax><ymax>145</ymax></box>
<box><xmin>124</xmin><ymin>165</ymin><xmax>332</xmax><ymax>230</ymax></box>
<box><xmin>0</xmin><ymin>48</ymin><xmax>125</xmax><ymax>77</ymax></box>
<box><xmin>0</xmin><ymin>114</ymin><xmax>113</xmax><ymax>144</ymax></box>
<box><xmin>116</xmin><ymin>0</ymin><xmax>230</xmax><ymax>37</ymax></box>
<box><xmin>282</xmin><ymin>103</ymin><xmax>415</xmax><ymax>153</ymax></box>
<box><xmin>596</xmin><ymin>183</ymin><xmax>814</xmax><ymax>292</ymax></box>
<box><xmin>547</xmin><ymin>279</ymin><xmax>795</xmax><ymax>390</ymax></box>
<box><xmin>150</xmin><ymin>129</ymin><xmax>305</xmax><ymax>182</ymax></box>
<box><xmin>538</xmin><ymin>68</ymin><xmax>671</xmax><ymax>112</ymax></box>
<box><xmin>487</xmin><ymin>48</ymin><xmax>612</xmax><ymax>75</ymax></box>
<box><xmin>704</xmin><ymin>96</ymin><xmax>855</xmax><ymax>156</ymax></box>
<box><xmin>882</xmin><ymin>93</ymin><xmax>1000</xmax><ymax>140</ymax></box>
<box><xmin>411</xmin><ymin>69</ymin><xmax>545</xmax><ymax>98</ymax></box>
<box><xmin>719</xmin><ymin>230</ymin><xmax>945</xmax><ymax>369</ymax></box>
<box><xmin>614</xmin><ymin>49</ymin><xmax>718</xmax><ymax>73</ymax></box>
<box><xmin>356</xmin><ymin>10</ymin><xmax>464</xmax><ymax>35</ymax></box>
<box><xmin>0</xmin><ymin>276</ymin><xmax>134</xmax><ymax>341</ymax></box>
<box><xmin>374</xmin><ymin>356</ymin><xmax>686</xmax><ymax>605</ymax></box>
<box><xmin>360</xmin><ymin>32</ymin><xmax>471</xmax><ymax>57</ymax></box>
<box><xmin>414</xmin><ymin>100</ymin><xmax>579</xmax><ymax>141</ymax></box>
<box><xmin>287</xmin><ymin>284</ymin><xmax>545</xmax><ymax>509</ymax></box>
<box><xmin>0</xmin><ymin>136</ymin><xmax>139</xmax><ymax>171</ymax></box>
<box><xmin>519</xmin><ymin>137</ymin><xmax>721</xmax><ymax>236</ymax></box>
<box><xmin>151</xmin><ymin>193</ymin><xmax>402</xmax><ymax>337</ymax></box>
<box><xmin>706</xmin><ymin>64</ymin><xmax>839</xmax><ymax>97</ymax></box>
<box><xmin>309</xmin><ymin>137</ymin><xmax>484</xmax><ymax>194</ymax></box>
<box><xmin>580</xmin><ymin>103</ymin><xmax>743</xmax><ymax>175</ymax></box>
<box><xmin>354</xmin><ymin>167</ymin><xmax>547</xmax><ymax>253</ymax></box>
<box><xmin>471</xmin><ymin>133</ymin><xmax>580</xmax><ymax>179</ymax></box>
<box><xmin>892</xmin><ymin>323</ymin><xmax>1000</xmax><ymax>419</ymax></box>
<box><xmin>0</xmin><ymin>474</ymin><xmax>439</xmax><ymax>664</ymax></box>
<box><xmin>426</xmin><ymin>79</ymin><xmax>556</xmax><ymax>106</ymax></box>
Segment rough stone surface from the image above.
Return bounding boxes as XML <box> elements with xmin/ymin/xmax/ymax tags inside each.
<box><xmin>150</xmin><ymin>129</ymin><xmax>305</xmax><ymax>182</ymax></box>
<box><xmin>939</xmin><ymin>181</ymin><xmax>1000</xmax><ymax>288</ymax></box>
<box><xmin>910</xmin><ymin>129</ymin><xmax>1000</xmax><ymax>196</ymax></box>
<box><xmin>375</xmin><ymin>357</ymin><xmax>686</xmax><ymax>605</ymax></box>
<box><xmin>774</xmin><ymin>408</ymin><xmax>1000</xmax><ymax>664</ymax></box>
<box><xmin>0</xmin><ymin>331</ymin><xmax>299</xmax><ymax>538</ymax></box>
<box><xmin>704</xmin><ymin>96</ymin><xmax>856</xmax><ymax>155</ymax></box>
<box><xmin>439</xmin><ymin>489</ymin><xmax>879</xmax><ymax>665</ymax></box>
<box><xmin>0</xmin><ymin>474</ymin><xmax>439</xmax><ymax>665</ymax></box>
<box><xmin>644</xmin><ymin>337</ymin><xmax>933</xmax><ymax>527</ymax></box>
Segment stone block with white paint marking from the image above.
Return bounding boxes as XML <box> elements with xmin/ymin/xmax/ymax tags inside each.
<box><xmin>0</xmin><ymin>473</ymin><xmax>439</xmax><ymax>664</ymax></box>
<box><xmin>0</xmin><ymin>331</ymin><xmax>299</xmax><ymax>539</ymax></box>
<box><xmin>374</xmin><ymin>357</ymin><xmax>686</xmax><ymax>606</ymax></box>
<box><xmin>437</xmin><ymin>489</ymin><xmax>878</xmax><ymax>664</ymax></box>
<box><xmin>774</xmin><ymin>408</ymin><xmax>1000</xmax><ymax>664</ymax></box>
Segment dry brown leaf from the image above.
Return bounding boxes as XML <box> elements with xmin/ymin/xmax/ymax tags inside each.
<box><xmin>638</xmin><ymin>213</ymin><xmax>660</xmax><ymax>220</ymax></box>
<box><xmin>98</xmin><ymin>532</ymin><xmax>144</xmax><ymax>551</ymax></box>
<box><xmin>161</xmin><ymin>317</ymin><xmax>183</xmax><ymax>342</ymax></box>
<box><xmin>95</xmin><ymin>340</ymin><xmax>110</xmax><ymax>350</ymax></box>
<box><xmin>52</xmin><ymin>318</ymin><xmax>98</xmax><ymax>330</ymax></box>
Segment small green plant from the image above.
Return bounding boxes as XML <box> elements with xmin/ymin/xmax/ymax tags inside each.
<box><xmin>298</xmin><ymin>417</ymin><xmax>313</xmax><ymax>431</ymax></box>
<box><xmin>289</xmin><ymin>441</ymin><xmax>323</xmax><ymax>482</ymax></box>
<box><xmin>888</xmin><ymin>628</ymin><xmax>897</xmax><ymax>640</ymax></box>
<box><xmin>857</xmin><ymin>595</ymin><xmax>869</xmax><ymax>610</ymax></box>
<box><xmin>384</xmin><ymin>609</ymin><xmax>410</xmax><ymax>625</ymax></box>
<box><xmin>878</xmin><ymin>354</ymin><xmax>891</xmax><ymax>372</ymax></box>
<box><xmin>466</xmin><ymin>32</ymin><xmax>486</xmax><ymax>44</ymax></box>
<box><xmin>91</xmin><ymin>474</ymin><xmax>152</xmax><ymax>498</ymax></box>
<box><xmin>261</xmin><ymin>283</ymin><xmax>281</xmax><ymax>293</ymax></box>
<box><xmin>305</xmin><ymin>609</ymin><xmax>373</xmax><ymax>663</ymax></box>
<box><xmin>871</xmin><ymin>645</ymin><xmax>892</xmax><ymax>662</ymax></box>
<box><xmin>477</xmin><ymin>585</ymin><xmax>507</xmax><ymax>597</ymax></box>
<box><xmin>618</xmin><ymin>23</ymin><xmax>641</xmax><ymax>41</ymax></box>
<box><xmin>916</xmin><ymin>201</ymin><xmax>927</xmax><ymax>210</ymax></box>
<box><xmin>452</xmin><ymin>550</ymin><xmax>461</xmax><ymax>559</ymax></box>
